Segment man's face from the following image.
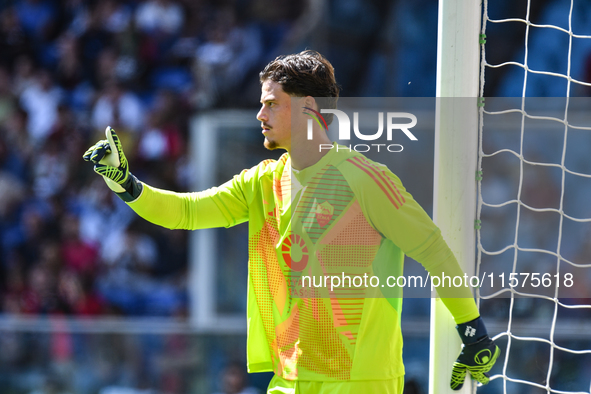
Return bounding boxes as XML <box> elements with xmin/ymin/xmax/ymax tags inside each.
<box><xmin>257</xmin><ymin>80</ymin><xmax>298</xmax><ymax>151</ymax></box>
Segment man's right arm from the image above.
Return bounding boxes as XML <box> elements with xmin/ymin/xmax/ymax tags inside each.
<box><xmin>127</xmin><ymin>180</ymin><xmax>249</xmax><ymax>230</ymax></box>
<box><xmin>84</xmin><ymin>126</ymin><xmax>250</xmax><ymax>231</ymax></box>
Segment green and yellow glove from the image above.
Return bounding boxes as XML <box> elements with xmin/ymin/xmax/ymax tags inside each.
<box><xmin>450</xmin><ymin>316</ymin><xmax>500</xmax><ymax>390</ymax></box>
<box><xmin>83</xmin><ymin>126</ymin><xmax>143</xmax><ymax>202</ymax></box>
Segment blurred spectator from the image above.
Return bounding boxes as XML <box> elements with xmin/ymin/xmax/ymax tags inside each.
<box><xmin>135</xmin><ymin>0</ymin><xmax>185</xmax><ymax>90</ymax></box>
<box><xmin>0</xmin><ymin>169</ymin><xmax>25</xmax><ymax>222</ymax></box>
<box><xmin>0</xmin><ymin>67</ymin><xmax>17</xmax><ymax>126</ymax></box>
<box><xmin>62</xmin><ymin>0</ymin><xmax>89</xmax><ymax>37</ymax></box>
<box><xmin>135</xmin><ymin>0</ymin><xmax>184</xmax><ymax>36</ymax></box>
<box><xmin>2</xmin><ymin>254</ymin><xmax>27</xmax><ymax>313</ymax></box>
<box><xmin>137</xmin><ymin>89</ymin><xmax>183</xmax><ymax>162</ymax></box>
<box><xmin>94</xmin><ymin>45</ymin><xmax>140</xmax><ymax>88</ymax></box>
<box><xmin>14</xmin><ymin>0</ymin><xmax>57</xmax><ymax>42</ymax></box>
<box><xmin>78</xmin><ymin>179</ymin><xmax>135</xmax><ymax>247</ymax></box>
<box><xmin>54</xmin><ymin>34</ymin><xmax>95</xmax><ymax>114</ymax></box>
<box><xmin>193</xmin><ymin>7</ymin><xmax>262</xmax><ymax>108</ymax></box>
<box><xmin>4</xmin><ymin>205</ymin><xmax>49</xmax><ymax>271</ymax></box>
<box><xmin>0</xmin><ymin>129</ymin><xmax>27</xmax><ymax>184</ymax></box>
<box><xmin>21</xmin><ymin>262</ymin><xmax>62</xmax><ymax>314</ymax></box>
<box><xmin>3</xmin><ymin>106</ymin><xmax>33</xmax><ymax>165</ymax></box>
<box><xmin>225</xmin><ymin>16</ymin><xmax>263</xmax><ymax>87</ymax></box>
<box><xmin>11</xmin><ymin>54</ymin><xmax>37</xmax><ymax>95</ymax></box>
<box><xmin>60</xmin><ymin>213</ymin><xmax>98</xmax><ymax>275</ymax></box>
<box><xmin>58</xmin><ymin>270</ymin><xmax>105</xmax><ymax>315</ymax></box>
<box><xmin>19</xmin><ymin>69</ymin><xmax>63</xmax><ymax>147</ymax></box>
<box><xmin>95</xmin><ymin>216</ymin><xmax>186</xmax><ymax>315</ymax></box>
<box><xmin>100</xmin><ymin>219</ymin><xmax>158</xmax><ymax>277</ymax></box>
<box><xmin>55</xmin><ymin>33</ymin><xmax>85</xmax><ymax>90</ymax></box>
<box><xmin>194</xmin><ymin>21</ymin><xmax>234</xmax><ymax>106</ymax></box>
<box><xmin>91</xmin><ymin>78</ymin><xmax>144</xmax><ymax>134</ymax></box>
<box><xmin>95</xmin><ymin>47</ymin><xmax>120</xmax><ymax>86</ymax></box>
<box><xmin>138</xmin><ymin>114</ymin><xmax>174</xmax><ymax>161</ymax></box>
<box><xmin>0</xmin><ymin>7</ymin><xmax>31</xmax><ymax>69</ymax></box>
<box><xmin>97</xmin><ymin>219</ymin><xmax>159</xmax><ymax>315</ymax></box>
<box><xmin>77</xmin><ymin>4</ymin><xmax>115</xmax><ymax>84</ymax></box>
<box><xmin>96</xmin><ymin>0</ymin><xmax>132</xmax><ymax>35</ymax></box>
<box><xmin>32</xmin><ymin>135</ymin><xmax>70</xmax><ymax>199</ymax></box>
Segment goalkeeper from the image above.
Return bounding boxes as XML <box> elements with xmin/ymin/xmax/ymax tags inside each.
<box><xmin>84</xmin><ymin>50</ymin><xmax>498</xmax><ymax>393</ymax></box>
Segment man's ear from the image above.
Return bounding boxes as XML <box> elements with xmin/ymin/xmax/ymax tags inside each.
<box><xmin>304</xmin><ymin>96</ymin><xmax>317</xmax><ymax>111</ymax></box>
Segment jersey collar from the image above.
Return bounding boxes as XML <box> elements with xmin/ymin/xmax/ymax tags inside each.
<box><xmin>290</xmin><ymin>141</ymin><xmax>338</xmax><ymax>185</ymax></box>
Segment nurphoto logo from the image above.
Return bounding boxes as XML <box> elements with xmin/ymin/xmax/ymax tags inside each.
<box><xmin>304</xmin><ymin>107</ymin><xmax>418</xmax><ymax>153</ymax></box>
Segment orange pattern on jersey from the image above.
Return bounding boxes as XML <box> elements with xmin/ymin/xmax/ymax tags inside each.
<box><xmin>317</xmin><ymin>222</ymin><xmax>381</xmax><ymax>269</ymax></box>
<box><xmin>334</xmin><ymin>299</ymin><xmax>363</xmax><ymax>345</ymax></box>
<box><xmin>274</xmin><ymin>303</ymin><xmax>302</xmax><ymax>379</ymax></box>
<box><xmin>275</xmin><ymin>297</ymin><xmax>354</xmax><ymax>380</ymax></box>
<box><xmin>250</xmin><ymin>213</ymin><xmax>359</xmax><ymax>379</ymax></box>
<box><xmin>249</xmin><ymin>213</ymin><xmax>286</xmax><ymax>371</ymax></box>
<box><xmin>273</xmin><ymin>164</ymin><xmax>291</xmax><ymax>203</ymax></box>
<box><xmin>347</xmin><ymin>157</ymin><xmax>406</xmax><ymax>209</ymax></box>
<box><xmin>319</xmin><ymin>201</ymin><xmax>381</xmax><ymax>247</ymax></box>
<box><xmin>317</xmin><ymin>200</ymin><xmax>381</xmax><ymax>344</ymax></box>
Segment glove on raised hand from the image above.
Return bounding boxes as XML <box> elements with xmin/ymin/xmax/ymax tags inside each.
<box><xmin>83</xmin><ymin>126</ymin><xmax>142</xmax><ymax>202</ymax></box>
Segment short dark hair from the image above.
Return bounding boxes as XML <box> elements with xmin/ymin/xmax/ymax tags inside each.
<box><xmin>259</xmin><ymin>50</ymin><xmax>340</xmax><ymax>124</ymax></box>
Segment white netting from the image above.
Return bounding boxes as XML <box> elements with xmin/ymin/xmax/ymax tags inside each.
<box><xmin>477</xmin><ymin>0</ymin><xmax>591</xmax><ymax>393</ymax></box>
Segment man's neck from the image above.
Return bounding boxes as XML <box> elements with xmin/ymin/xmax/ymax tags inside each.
<box><xmin>288</xmin><ymin>135</ymin><xmax>333</xmax><ymax>170</ymax></box>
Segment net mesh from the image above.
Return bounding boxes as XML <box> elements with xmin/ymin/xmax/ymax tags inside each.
<box><xmin>477</xmin><ymin>0</ymin><xmax>591</xmax><ymax>392</ymax></box>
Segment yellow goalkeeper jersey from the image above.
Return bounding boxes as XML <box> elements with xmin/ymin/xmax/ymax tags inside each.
<box><xmin>127</xmin><ymin>143</ymin><xmax>479</xmax><ymax>381</ymax></box>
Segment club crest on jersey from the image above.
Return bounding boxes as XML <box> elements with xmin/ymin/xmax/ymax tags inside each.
<box><xmin>315</xmin><ymin>201</ymin><xmax>334</xmax><ymax>227</ymax></box>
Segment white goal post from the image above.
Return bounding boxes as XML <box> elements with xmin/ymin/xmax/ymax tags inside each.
<box><xmin>430</xmin><ymin>0</ymin><xmax>482</xmax><ymax>393</ymax></box>
<box><xmin>434</xmin><ymin>0</ymin><xmax>591</xmax><ymax>393</ymax></box>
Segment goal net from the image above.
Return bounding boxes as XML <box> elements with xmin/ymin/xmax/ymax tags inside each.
<box><xmin>476</xmin><ymin>0</ymin><xmax>591</xmax><ymax>393</ymax></box>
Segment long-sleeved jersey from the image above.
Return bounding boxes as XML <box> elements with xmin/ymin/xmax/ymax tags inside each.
<box><xmin>127</xmin><ymin>143</ymin><xmax>479</xmax><ymax>381</ymax></box>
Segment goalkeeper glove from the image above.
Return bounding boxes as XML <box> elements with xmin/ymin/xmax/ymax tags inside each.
<box><xmin>83</xmin><ymin>126</ymin><xmax>143</xmax><ymax>202</ymax></box>
<box><xmin>450</xmin><ymin>316</ymin><xmax>500</xmax><ymax>390</ymax></box>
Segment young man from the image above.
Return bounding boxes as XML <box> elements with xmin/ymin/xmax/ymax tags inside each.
<box><xmin>84</xmin><ymin>50</ymin><xmax>498</xmax><ymax>393</ymax></box>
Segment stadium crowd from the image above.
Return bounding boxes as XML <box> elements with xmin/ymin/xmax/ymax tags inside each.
<box><xmin>0</xmin><ymin>0</ymin><xmax>310</xmax><ymax>318</ymax></box>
